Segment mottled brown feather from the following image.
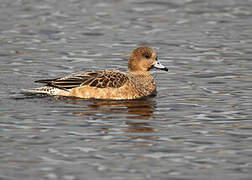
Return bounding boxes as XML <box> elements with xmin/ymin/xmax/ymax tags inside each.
<box><xmin>35</xmin><ymin>70</ymin><xmax>129</xmax><ymax>90</ymax></box>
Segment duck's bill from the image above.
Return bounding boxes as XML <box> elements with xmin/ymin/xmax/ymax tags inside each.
<box><xmin>154</xmin><ymin>61</ymin><xmax>168</xmax><ymax>71</ymax></box>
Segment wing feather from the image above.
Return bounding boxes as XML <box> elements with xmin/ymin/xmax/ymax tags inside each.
<box><xmin>35</xmin><ymin>70</ymin><xmax>129</xmax><ymax>90</ymax></box>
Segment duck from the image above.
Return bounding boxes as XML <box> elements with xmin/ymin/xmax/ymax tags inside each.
<box><xmin>24</xmin><ymin>46</ymin><xmax>168</xmax><ymax>100</ymax></box>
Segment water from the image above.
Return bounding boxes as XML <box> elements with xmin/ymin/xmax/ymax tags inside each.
<box><xmin>1</xmin><ymin>0</ymin><xmax>252</xmax><ymax>179</ymax></box>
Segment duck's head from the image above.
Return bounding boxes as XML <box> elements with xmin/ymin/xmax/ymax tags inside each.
<box><xmin>128</xmin><ymin>46</ymin><xmax>168</xmax><ymax>75</ymax></box>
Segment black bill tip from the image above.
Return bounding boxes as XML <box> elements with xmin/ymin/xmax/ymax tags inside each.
<box><xmin>163</xmin><ymin>67</ymin><xmax>169</xmax><ymax>71</ymax></box>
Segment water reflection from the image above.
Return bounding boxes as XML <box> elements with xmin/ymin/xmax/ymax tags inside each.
<box><xmin>67</xmin><ymin>97</ymin><xmax>156</xmax><ymax>137</ymax></box>
<box><xmin>68</xmin><ymin>98</ymin><xmax>155</xmax><ymax>120</ymax></box>
<box><xmin>124</xmin><ymin>121</ymin><xmax>154</xmax><ymax>143</ymax></box>
<box><xmin>22</xmin><ymin>93</ymin><xmax>156</xmax><ymax>136</ymax></box>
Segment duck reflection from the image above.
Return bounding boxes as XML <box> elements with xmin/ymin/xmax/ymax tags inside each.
<box><xmin>70</xmin><ymin>98</ymin><xmax>155</xmax><ymax>119</ymax></box>
<box><xmin>124</xmin><ymin>122</ymin><xmax>154</xmax><ymax>133</ymax></box>
<box><xmin>63</xmin><ymin>97</ymin><xmax>156</xmax><ymax>135</ymax></box>
<box><xmin>124</xmin><ymin>121</ymin><xmax>154</xmax><ymax>143</ymax></box>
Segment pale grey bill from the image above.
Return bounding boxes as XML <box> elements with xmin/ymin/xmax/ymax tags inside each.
<box><xmin>154</xmin><ymin>61</ymin><xmax>168</xmax><ymax>71</ymax></box>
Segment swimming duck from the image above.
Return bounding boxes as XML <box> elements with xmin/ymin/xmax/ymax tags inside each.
<box><xmin>25</xmin><ymin>46</ymin><xmax>168</xmax><ymax>100</ymax></box>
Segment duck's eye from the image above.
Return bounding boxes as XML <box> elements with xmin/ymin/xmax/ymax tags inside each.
<box><xmin>143</xmin><ymin>53</ymin><xmax>151</xmax><ymax>59</ymax></box>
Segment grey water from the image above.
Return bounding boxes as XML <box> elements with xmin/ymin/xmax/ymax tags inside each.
<box><xmin>1</xmin><ymin>0</ymin><xmax>252</xmax><ymax>179</ymax></box>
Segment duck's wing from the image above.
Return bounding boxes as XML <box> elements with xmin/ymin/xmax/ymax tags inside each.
<box><xmin>35</xmin><ymin>70</ymin><xmax>129</xmax><ymax>90</ymax></box>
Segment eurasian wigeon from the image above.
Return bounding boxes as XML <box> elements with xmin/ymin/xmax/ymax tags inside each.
<box><xmin>24</xmin><ymin>46</ymin><xmax>168</xmax><ymax>100</ymax></box>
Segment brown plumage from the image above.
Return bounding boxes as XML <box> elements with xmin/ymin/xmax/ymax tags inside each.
<box><xmin>24</xmin><ymin>46</ymin><xmax>168</xmax><ymax>100</ymax></box>
<box><xmin>34</xmin><ymin>70</ymin><xmax>128</xmax><ymax>89</ymax></box>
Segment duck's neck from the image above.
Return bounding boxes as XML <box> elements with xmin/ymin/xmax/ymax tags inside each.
<box><xmin>129</xmin><ymin>70</ymin><xmax>151</xmax><ymax>77</ymax></box>
<box><xmin>129</xmin><ymin>70</ymin><xmax>156</xmax><ymax>97</ymax></box>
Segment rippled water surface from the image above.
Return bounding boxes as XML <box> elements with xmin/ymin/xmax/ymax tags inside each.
<box><xmin>1</xmin><ymin>0</ymin><xmax>252</xmax><ymax>179</ymax></box>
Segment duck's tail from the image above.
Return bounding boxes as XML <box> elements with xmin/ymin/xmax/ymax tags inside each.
<box><xmin>22</xmin><ymin>86</ymin><xmax>57</xmax><ymax>95</ymax></box>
